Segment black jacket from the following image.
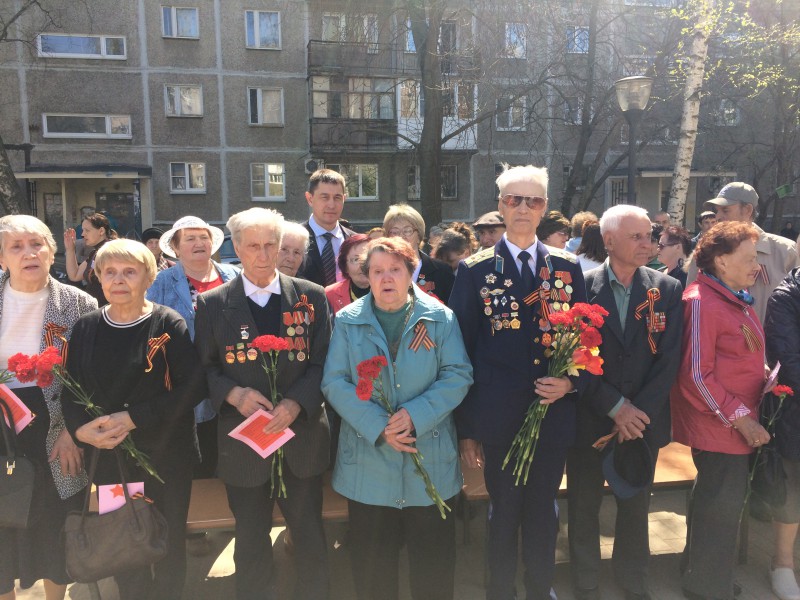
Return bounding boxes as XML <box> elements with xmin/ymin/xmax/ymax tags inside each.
<box><xmin>764</xmin><ymin>268</ymin><xmax>800</xmax><ymax>460</ymax></box>
<box><xmin>418</xmin><ymin>252</ymin><xmax>455</xmax><ymax>306</ymax></box>
<box><xmin>296</xmin><ymin>220</ymin><xmax>356</xmax><ymax>287</ymax></box>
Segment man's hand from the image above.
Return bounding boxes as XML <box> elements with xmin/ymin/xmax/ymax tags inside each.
<box><xmin>733</xmin><ymin>415</ymin><xmax>771</xmax><ymax>447</ymax></box>
<box><xmin>263</xmin><ymin>398</ymin><xmax>301</xmax><ymax>433</ymax></box>
<box><xmin>226</xmin><ymin>386</ymin><xmax>273</xmax><ymax>418</ymax></box>
<box><xmin>535</xmin><ymin>376</ymin><xmax>574</xmax><ymax>405</ymax></box>
<box><xmin>459</xmin><ymin>438</ymin><xmax>484</xmax><ymax>469</ymax></box>
<box><xmin>49</xmin><ymin>428</ymin><xmax>83</xmax><ymax>476</ymax></box>
<box><xmin>613</xmin><ymin>399</ymin><xmax>650</xmax><ymax>441</ymax></box>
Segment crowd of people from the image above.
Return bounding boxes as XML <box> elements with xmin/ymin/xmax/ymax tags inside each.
<box><xmin>1</xmin><ymin>167</ymin><xmax>800</xmax><ymax>600</ymax></box>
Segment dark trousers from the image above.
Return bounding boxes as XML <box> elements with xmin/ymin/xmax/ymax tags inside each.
<box><xmin>681</xmin><ymin>450</ymin><xmax>748</xmax><ymax>600</ymax></box>
<box><xmin>115</xmin><ymin>462</ymin><xmax>192</xmax><ymax>600</ymax></box>
<box><xmin>193</xmin><ymin>416</ymin><xmax>218</xmax><ymax>479</ymax></box>
<box><xmin>347</xmin><ymin>498</ymin><xmax>457</xmax><ymax>600</ymax></box>
<box><xmin>482</xmin><ymin>443</ymin><xmax>566</xmax><ymax>600</ymax></box>
<box><xmin>225</xmin><ymin>469</ymin><xmax>328</xmax><ymax>600</ymax></box>
<box><xmin>566</xmin><ymin>444</ymin><xmax>658</xmax><ymax>595</ymax></box>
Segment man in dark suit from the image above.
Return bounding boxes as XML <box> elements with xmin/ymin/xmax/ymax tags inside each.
<box><xmin>194</xmin><ymin>207</ymin><xmax>332</xmax><ymax>600</ymax></box>
<box><xmin>296</xmin><ymin>169</ymin><xmax>356</xmax><ymax>287</ymax></box>
<box><xmin>567</xmin><ymin>205</ymin><xmax>683</xmax><ymax>600</ymax></box>
<box><xmin>450</xmin><ymin>165</ymin><xmax>589</xmax><ymax>600</ymax></box>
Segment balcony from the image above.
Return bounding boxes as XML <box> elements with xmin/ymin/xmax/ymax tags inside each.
<box><xmin>308</xmin><ymin>40</ymin><xmax>399</xmax><ymax>77</ymax></box>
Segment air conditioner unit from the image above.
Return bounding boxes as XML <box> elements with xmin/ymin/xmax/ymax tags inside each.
<box><xmin>305</xmin><ymin>158</ymin><xmax>324</xmax><ymax>174</ymax></box>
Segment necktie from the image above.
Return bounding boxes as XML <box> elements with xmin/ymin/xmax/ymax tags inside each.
<box><xmin>518</xmin><ymin>250</ymin><xmax>535</xmax><ymax>291</ymax></box>
<box><xmin>321</xmin><ymin>232</ymin><xmax>336</xmax><ymax>286</ymax></box>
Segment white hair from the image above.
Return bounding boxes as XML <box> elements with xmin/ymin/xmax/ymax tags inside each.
<box><xmin>281</xmin><ymin>221</ymin><xmax>310</xmax><ymax>250</ymax></box>
<box><xmin>227</xmin><ymin>208</ymin><xmax>284</xmax><ymax>245</ymax></box>
<box><xmin>495</xmin><ymin>164</ymin><xmax>549</xmax><ymax>198</ymax></box>
<box><xmin>0</xmin><ymin>214</ymin><xmax>57</xmax><ymax>255</ymax></box>
<box><xmin>599</xmin><ymin>205</ymin><xmax>650</xmax><ymax>236</ymax></box>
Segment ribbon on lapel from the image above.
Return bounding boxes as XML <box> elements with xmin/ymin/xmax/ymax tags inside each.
<box><xmin>408</xmin><ymin>322</ymin><xmax>435</xmax><ymax>352</ymax></box>
<box><xmin>634</xmin><ymin>288</ymin><xmax>661</xmax><ymax>354</ymax></box>
<box><xmin>294</xmin><ymin>294</ymin><xmax>315</xmax><ymax>355</ymax></box>
<box><xmin>523</xmin><ymin>289</ymin><xmax>551</xmax><ymax>322</ymax></box>
<box><xmin>145</xmin><ymin>333</ymin><xmax>172</xmax><ymax>390</ymax></box>
<box><xmin>741</xmin><ymin>324</ymin><xmax>763</xmax><ymax>353</ymax></box>
<box><xmin>44</xmin><ymin>322</ymin><xmax>69</xmax><ymax>363</ymax></box>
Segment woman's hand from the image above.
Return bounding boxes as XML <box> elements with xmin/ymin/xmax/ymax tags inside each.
<box><xmin>535</xmin><ymin>376</ymin><xmax>574</xmax><ymax>405</ymax></box>
<box><xmin>64</xmin><ymin>228</ymin><xmax>77</xmax><ymax>251</ymax></box>
<box><xmin>382</xmin><ymin>408</ymin><xmax>418</xmax><ymax>453</ymax></box>
<box><xmin>75</xmin><ymin>414</ymin><xmax>131</xmax><ymax>449</ymax></box>
<box><xmin>733</xmin><ymin>415</ymin><xmax>771</xmax><ymax>447</ymax></box>
<box><xmin>49</xmin><ymin>428</ymin><xmax>83</xmax><ymax>476</ymax></box>
<box><xmin>459</xmin><ymin>438</ymin><xmax>484</xmax><ymax>469</ymax></box>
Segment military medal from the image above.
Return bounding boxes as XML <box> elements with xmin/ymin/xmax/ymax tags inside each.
<box><xmin>504</xmin><ymin>278</ymin><xmax>513</xmax><ymax>288</ymax></box>
<box><xmin>236</xmin><ymin>351</ymin><xmax>246</xmax><ymax>363</ymax></box>
<box><xmin>485</xmin><ymin>273</ymin><xmax>497</xmax><ymax>284</ymax></box>
<box><xmin>484</xmin><ymin>306</ymin><xmax>492</xmax><ymax>315</ymax></box>
<box><xmin>493</xmin><ymin>319</ymin><xmax>503</xmax><ymax>331</ymax></box>
<box><xmin>480</xmin><ymin>287</ymin><xmax>490</xmax><ymax>298</ymax></box>
<box><xmin>296</xmin><ymin>351</ymin><xmax>306</xmax><ymax>361</ymax></box>
<box><xmin>295</xmin><ymin>325</ymin><xmax>304</xmax><ymax>336</ymax></box>
<box><xmin>565</xmin><ymin>285</ymin><xmax>573</xmax><ymax>294</ymax></box>
<box><xmin>288</xmin><ymin>351</ymin><xmax>295</xmax><ymax>361</ymax></box>
<box><xmin>225</xmin><ymin>352</ymin><xmax>235</xmax><ymax>364</ymax></box>
<box><xmin>510</xmin><ymin>300</ymin><xmax>519</xmax><ymax>310</ymax></box>
<box><xmin>510</xmin><ymin>317</ymin><xmax>521</xmax><ymax>329</ymax></box>
<box><xmin>287</xmin><ymin>326</ymin><xmax>295</xmax><ymax>336</ymax></box>
<box><xmin>555</xmin><ymin>280</ymin><xmax>564</xmax><ymax>289</ymax></box>
<box><xmin>246</xmin><ymin>348</ymin><xmax>257</xmax><ymax>361</ymax></box>
<box><xmin>240</xmin><ymin>325</ymin><xmax>249</xmax><ymax>340</ymax></box>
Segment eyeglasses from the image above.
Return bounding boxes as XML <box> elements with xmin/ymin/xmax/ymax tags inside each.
<box><xmin>501</xmin><ymin>195</ymin><xmax>546</xmax><ymax>210</ymax></box>
<box><xmin>389</xmin><ymin>227</ymin><xmax>417</xmax><ymax>237</ymax></box>
<box><xmin>657</xmin><ymin>242</ymin><xmax>679</xmax><ymax>250</ymax></box>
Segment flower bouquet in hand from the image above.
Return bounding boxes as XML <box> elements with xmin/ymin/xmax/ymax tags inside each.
<box><xmin>747</xmin><ymin>384</ymin><xmax>794</xmax><ymax>509</ymax></box>
<box><xmin>356</xmin><ymin>356</ymin><xmax>451</xmax><ymax>519</ymax></box>
<box><xmin>503</xmin><ymin>303</ymin><xmax>608</xmax><ymax>485</ymax></box>
<box><xmin>8</xmin><ymin>347</ymin><xmax>163</xmax><ymax>483</ymax></box>
<box><xmin>251</xmin><ymin>334</ymin><xmax>291</xmax><ymax>498</ymax></box>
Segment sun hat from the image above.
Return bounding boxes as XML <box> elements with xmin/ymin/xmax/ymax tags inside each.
<box><xmin>159</xmin><ymin>216</ymin><xmax>224</xmax><ymax>259</ymax></box>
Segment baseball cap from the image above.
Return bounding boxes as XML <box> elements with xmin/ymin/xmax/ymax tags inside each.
<box><xmin>705</xmin><ymin>182</ymin><xmax>758</xmax><ymax>210</ymax></box>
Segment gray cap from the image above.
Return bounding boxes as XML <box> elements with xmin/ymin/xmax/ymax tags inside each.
<box><xmin>473</xmin><ymin>211</ymin><xmax>505</xmax><ymax>229</ymax></box>
<box><xmin>705</xmin><ymin>182</ymin><xmax>758</xmax><ymax>209</ymax></box>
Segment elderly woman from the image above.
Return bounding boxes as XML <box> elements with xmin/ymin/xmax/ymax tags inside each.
<box><xmin>0</xmin><ymin>216</ymin><xmax>96</xmax><ymax>600</ymax></box>
<box><xmin>277</xmin><ymin>221</ymin><xmax>311</xmax><ymax>277</ymax></box>
<box><xmin>658</xmin><ymin>225</ymin><xmax>692</xmax><ymax>288</ymax></box>
<box><xmin>433</xmin><ymin>223</ymin><xmax>477</xmax><ymax>274</ymax></box>
<box><xmin>536</xmin><ymin>210</ymin><xmax>571</xmax><ymax>249</ymax></box>
<box><xmin>671</xmin><ymin>222</ymin><xmax>772</xmax><ymax>600</ymax></box>
<box><xmin>141</xmin><ymin>227</ymin><xmax>173</xmax><ymax>272</ymax></box>
<box><xmin>384</xmin><ymin>204</ymin><xmax>454</xmax><ymax>304</ymax></box>
<box><xmin>63</xmin><ymin>212</ymin><xmax>118</xmax><ymax>306</ymax></box>
<box><xmin>322</xmin><ymin>237</ymin><xmax>473</xmax><ymax>600</ymax></box>
<box><xmin>146</xmin><ymin>216</ymin><xmax>239</xmax><ymax>479</ymax></box>
<box><xmin>325</xmin><ymin>233</ymin><xmax>371</xmax><ymax>314</ymax></box>
<box><xmin>764</xmin><ymin>272</ymin><xmax>800</xmax><ymax>600</ymax></box>
<box><xmin>61</xmin><ymin>239</ymin><xmax>206</xmax><ymax>600</ymax></box>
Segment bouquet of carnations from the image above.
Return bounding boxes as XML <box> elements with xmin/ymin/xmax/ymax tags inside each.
<box><xmin>503</xmin><ymin>302</ymin><xmax>608</xmax><ymax>485</ymax></box>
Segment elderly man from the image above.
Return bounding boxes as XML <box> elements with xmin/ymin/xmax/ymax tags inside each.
<box><xmin>278</xmin><ymin>221</ymin><xmax>310</xmax><ymax>277</ymax></box>
<box><xmin>451</xmin><ymin>165</ymin><xmax>588</xmax><ymax>600</ymax></box>
<box><xmin>297</xmin><ymin>169</ymin><xmax>356</xmax><ymax>286</ymax></box>
<box><xmin>567</xmin><ymin>205</ymin><xmax>683</xmax><ymax>600</ymax></box>
<box><xmin>686</xmin><ymin>182</ymin><xmax>799</xmax><ymax>322</ymax></box>
<box><xmin>194</xmin><ymin>207</ymin><xmax>331</xmax><ymax>600</ymax></box>
<box><xmin>473</xmin><ymin>210</ymin><xmax>506</xmax><ymax>249</ymax></box>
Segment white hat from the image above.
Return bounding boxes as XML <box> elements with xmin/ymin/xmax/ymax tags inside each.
<box><xmin>159</xmin><ymin>216</ymin><xmax>224</xmax><ymax>259</ymax></box>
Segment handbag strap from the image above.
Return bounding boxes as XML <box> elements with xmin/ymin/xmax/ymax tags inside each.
<box><xmin>0</xmin><ymin>397</ymin><xmax>18</xmax><ymax>460</ymax></box>
<box><xmin>80</xmin><ymin>448</ymin><xmax>141</xmax><ymax>519</ymax></box>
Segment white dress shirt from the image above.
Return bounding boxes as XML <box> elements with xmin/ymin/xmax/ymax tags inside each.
<box><xmin>308</xmin><ymin>215</ymin><xmax>344</xmax><ymax>282</ymax></box>
<box><xmin>502</xmin><ymin>233</ymin><xmax>538</xmax><ymax>278</ymax></box>
<box><xmin>242</xmin><ymin>271</ymin><xmax>281</xmax><ymax>307</ymax></box>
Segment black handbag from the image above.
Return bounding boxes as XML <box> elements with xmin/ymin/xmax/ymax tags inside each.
<box><xmin>750</xmin><ymin>392</ymin><xmax>788</xmax><ymax>509</ymax></box>
<box><xmin>0</xmin><ymin>397</ymin><xmax>35</xmax><ymax>528</ymax></box>
<box><xmin>63</xmin><ymin>448</ymin><xmax>168</xmax><ymax>583</ymax></box>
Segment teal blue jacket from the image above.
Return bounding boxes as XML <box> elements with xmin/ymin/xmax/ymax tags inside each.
<box><xmin>322</xmin><ymin>285</ymin><xmax>473</xmax><ymax>508</ymax></box>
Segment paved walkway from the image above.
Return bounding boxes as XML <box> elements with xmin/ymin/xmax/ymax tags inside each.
<box><xmin>15</xmin><ymin>490</ymin><xmax>786</xmax><ymax>599</ymax></box>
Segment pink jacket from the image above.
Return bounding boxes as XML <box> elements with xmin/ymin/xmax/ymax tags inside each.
<box><xmin>670</xmin><ymin>273</ymin><xmax>766</xmax><ymax>454</ymax></box>
<box><xmin>325</xmin><ymin>279</ymin><xmax>352</xmax><ymax>315</ymax></box>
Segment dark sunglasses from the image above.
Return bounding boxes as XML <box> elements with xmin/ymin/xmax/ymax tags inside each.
<box><xmin>501</xmin><ymin>194</ymin><xmax>546</xmax><ymax>209</ymax></box>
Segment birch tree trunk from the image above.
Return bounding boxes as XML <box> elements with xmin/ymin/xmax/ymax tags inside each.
<box><xmin>667</xmin><ymin>0</ymin><xmax>715</xmax><ymax>224</ymax></box>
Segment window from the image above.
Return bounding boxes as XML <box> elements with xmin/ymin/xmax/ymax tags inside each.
<box><xmin>715</xmin><ymin>99</ymin><xmax>741</xmax><ymax>126</ymax></box>
<box><xmin>327</xmin><ymin>164</ymin><xmax>378</xmax><ymax>200</ymax></box>
<box><xmin>567</xmin><ymin>27</ymin><xmax>589</xmax><ymax>54</ymax></box>
<box><xmin>322</xmin><ymin>13</ymin><xmax>378</xmax><ymax>51</ymax></box>
<box><xmin>322</xmin><ymin>14</ymin><xmax>345</xmax><ymax>42</ymax></box>
<box><xmin>438</xmin><ymin>20</ymin><xmax>457</xmax><ymax>74</ymax></box>
<box><xmin>622</xmin><ymin>55</ymin><xmax>654</xmax><ymax>77</ymax></box>
<box><xmin>442</xmin><ymin>84</ymin><xmax>474</xmax><ymax>119</ymax></box>
<box><xmin>564</xmin><ymin>96</ymin><xmax>583</xmax><ymax>124</ymax></box>
<box><xmin>37</xmin><ymin>34</ymin><xmax>126</xmax><ymax>59</ymax></box>
<box><xmin>169</xmin><ymin>162</ymin><xmax>206</xmax><ymax>193</ymax></box>
<box><xmin>43</xmin><ymin>114</ymin><xmax>132</xmax><ymax>138</ymax></box>
<box><xmin>165</xmin><ymin>85</ymin><xmax>203</xmax><ymax>117</ymax></box>
<box><xmin>496</xmin><ymin>95</ymin><xmax>526</xmax><ymax>131</ymax></box>
<box><xmin>245</xmin><ymin>10</ymin><xmax>280</xmax><ymax>49</ymax></box>
<box><xmin>405</xmin><ymin>18</ymin><xmax>416</xmax><ymax>53</ymax></box>
<box><xmin>251</xmin><ymin>163</ymin><xmax>285</xmax><ymax>201</ymax></box>
<box><xmin>400</xmin><ymin>80</ymin><xmax>421</xmax><ymax>118</ymax></box>
<box><xmin>162</xmin><ymin>6</ymin><xmax>199</xmax><ymax>39</ymax></box>
<box><xmin>312</xmin><ymin>77</ymin><xmax>394</xmax><ymax>120</ymax></box>
<box><xmin>505</xmin><ymin>23</ymin><xmax>526</xmax><ymax>59</ymax></box>
<box><xmin>407</xmin><ymin>166</ymin><xmax>458</xmax><ymax>199</ymax></box>
<box><xmin>248</xmin><ymin>88</ymin><xmax>284</xmax><ymax>126</ymax></box>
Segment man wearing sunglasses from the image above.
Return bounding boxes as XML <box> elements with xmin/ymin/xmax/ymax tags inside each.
<box><xmin>450</xmin><ymin>165</ymin><xmax>589</xmax><ymax>600</ymax></box>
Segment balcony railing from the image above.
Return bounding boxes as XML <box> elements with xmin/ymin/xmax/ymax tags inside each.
<box><xmin>311</xmin><ymin>119</ymin><xmax>398</xmax><ymax>151</ymax></box>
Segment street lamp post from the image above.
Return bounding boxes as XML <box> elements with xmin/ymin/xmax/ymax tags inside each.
<box><xmin>614</xmin><ymin>76</ymin><xmax>653</xmax><ymax>205</ymax></box>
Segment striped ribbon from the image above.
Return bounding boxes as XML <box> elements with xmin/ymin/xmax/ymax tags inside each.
<box><xmin>634</xmin><ymin>288</ymin><xmax>661</xmax><ymax>354</ymax></box>
<box><xmin>740</xmin><ymin>324</ymin><xmax>763</xmax><ymax>353</ymax></box>
<box><xmin>44</xmin><ymin>322</ymin><xmax>69</xmax><ymax>364</ymax></box>
<box><xmin>145</xmin><ymin>333</ymin><xmax>172</xmax><ymax>390</ymax></box>
<box><xmin>408</xmin><ymin>322</ymin><xmax>435</xmax><ymax>352</ymax></box>
<box><xmin>523</xmin><ymin>289</ymin><xmax>551</xmax><ymax>322</ymax></box>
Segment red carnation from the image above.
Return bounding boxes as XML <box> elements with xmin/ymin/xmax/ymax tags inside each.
<box><xmin>774</xmin><ymin>385</ymin><xmax>794</xmax><ymax>397</ymax></box>
<box><xmin>35</xmin><ymin>346</ymin><xmax>63</xmax><ymax>372</ymax></box>
<box><xmin>356</xmin><ymin>379</ymin><xmax>373</xmax><ymax>401</ymax></box>
<box><xmin>580</xmin><ymin>327</ymin><xmax>602</xmax><ymax>349</ymax></box>
<box><xmin>357</xmin><ymin>356</ymin><xmax>388</xmax><ymax>380</ymax></box>
<box><xmin>7</xmin><ymin>353</ymin><xmax>29</xmax><ymax>374</ymax></box>
<box><xmin>36</xmin><ymin>371</ymin><xmax>55</xmax><ymax>389</ymax></box>
<box><xmin>548</xmin><ymin>313</ymin><xmax>571</xmax><ymax>327</ymax></box>
<box><xmin>9</xmin><ymin>353</ymin><xmax>36</xmax><ymax>383</ymax></box>
<box><xmin>252</xmin><ymin>335</ymin><xmax>289</xmax><ymax>353</ymax></box>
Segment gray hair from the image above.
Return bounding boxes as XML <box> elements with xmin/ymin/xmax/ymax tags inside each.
<box><xmin>281</xmin><ymin>221</ymin><xmax>310</xmax><ymax>250</ymax></box>
<box><xmin>0</xmin><ymin>214</ymin><xmax>57</xmax><ymax>256</ymax></box>
<box><xmin>495</xmin><ymin>164</ymin><xmax>549</xmax><ymax>198</ymax></box>
<box><xmin>95</xmin><ymin>239</ymin><xmax>157</xmax><ymax>286</ymax></box>
<box><xmin>599</xmin><ymin>205</ymin><xmax>650</xmax><ymax>236</ymax></box>
<box><xmin>227</xmin><ymin>208</ymin><xmax>284</xmax><ymax>245</ymax></box>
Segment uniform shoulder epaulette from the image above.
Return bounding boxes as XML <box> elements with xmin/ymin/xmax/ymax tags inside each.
<box><xmin>547</xmin><ymin>246</ymin><xmax>578</xmax><ymax>264</ymax></box>
<box><xmin>463</xmin><ymin>247</ymin><xmax>494</xmax><ymax>267</ymax></box>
